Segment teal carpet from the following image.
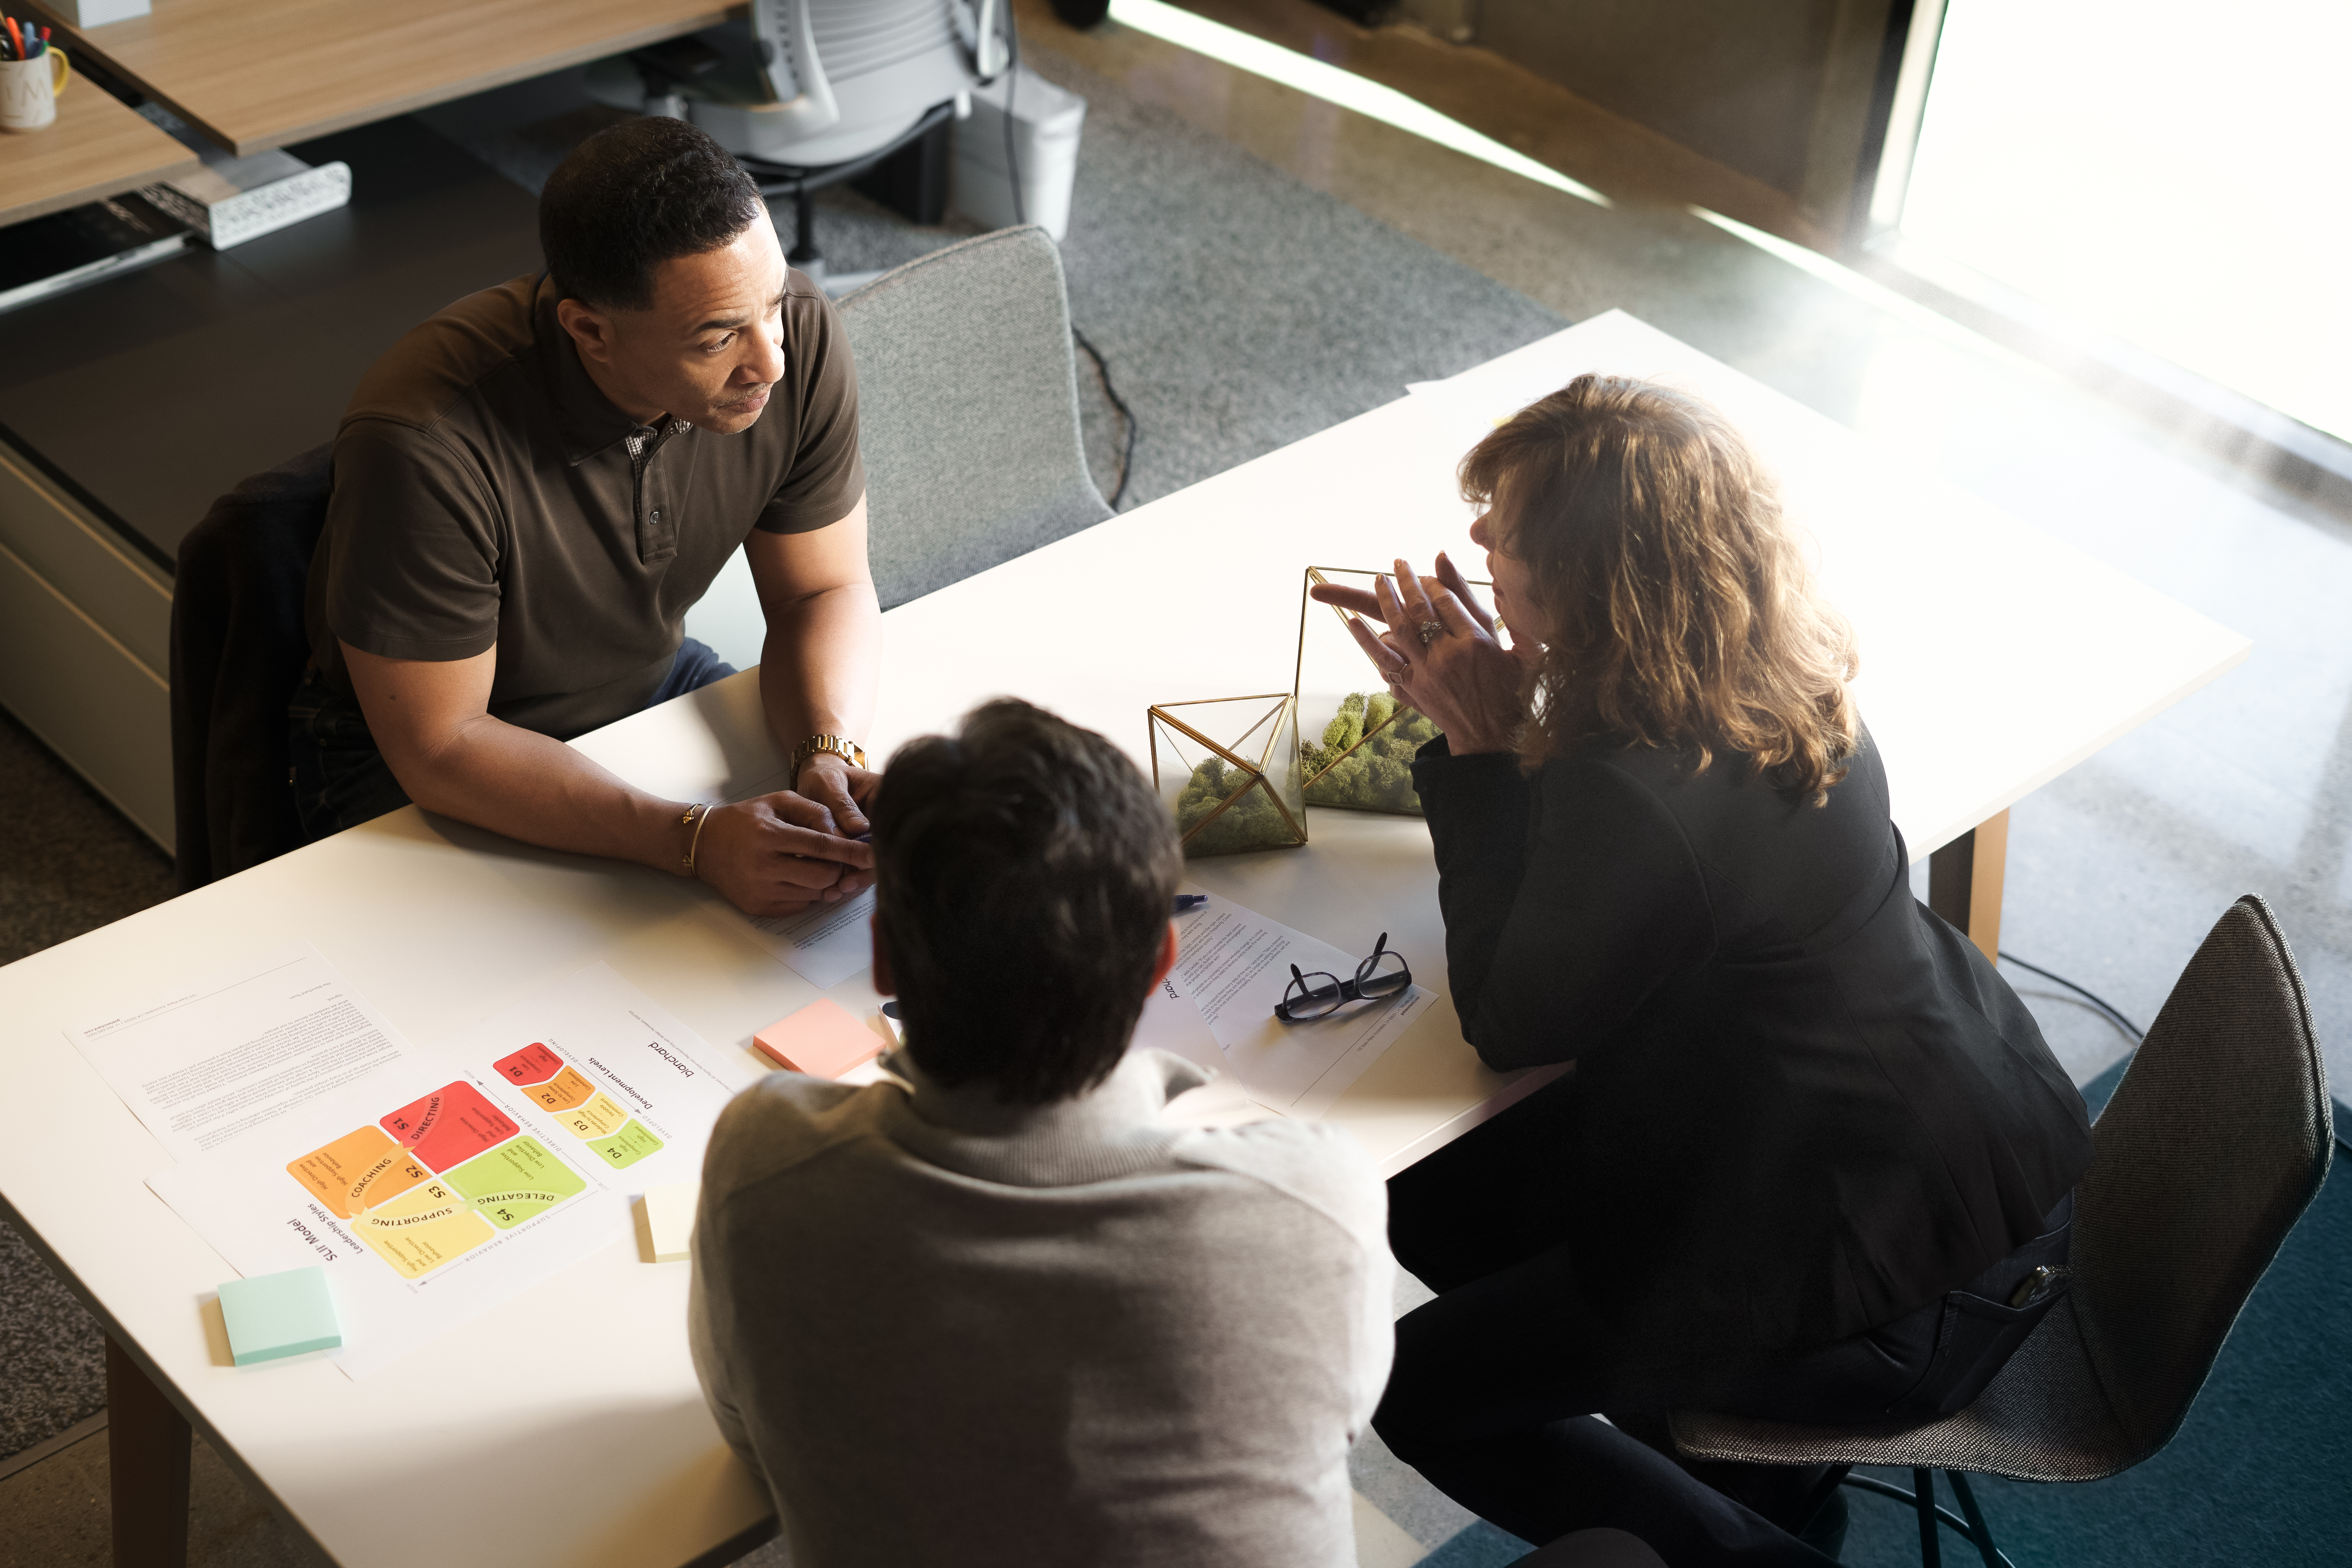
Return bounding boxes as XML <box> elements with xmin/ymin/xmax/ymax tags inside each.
<box><xmin>1418</xmin><ymin>1057</ymin><xmax>2349</xmax><ymax>1567</ymax></box>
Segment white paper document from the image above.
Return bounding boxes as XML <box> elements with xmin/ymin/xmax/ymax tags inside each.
<box><xmin>745</xmin><ymin>886</ymin><xmax>878</xmax><ymax>988</ymax></box>
<box><xmin>1167</xmin><ymin>891</ymin><xmax>1434</xmax><ymax>1120</ymax></box>
<box><xmin>452</xmin><ymin>962</ymin><xmax>747</xmax><ymax>1196</ymax></box>
<box><xmin>67</xmin><ymin>945</ymin><xmax>412</xmax><ymax>1160</ymax></box>
<box><xmin>1129</xmin><ymin>972</ymin><xmax>1224</xmax><ymax>1075</ymax></box>
<box><xmin>146</xmin><ymin>965</ymin><xmax>746</xmax><ymax>1378</ymax></box>
<box><xmin>689</xmin><ymin>763</ymin><xmax>880</xmax><ymax>988</ymax></box>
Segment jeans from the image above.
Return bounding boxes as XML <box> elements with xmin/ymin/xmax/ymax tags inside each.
<box><xmin>1374</xmin><ymin>1071</ymin><xmax>2071</xmax><ymax>1565</ymax></box>
<box><xmin>287</xmin><ymin>637</ymin><xmax>739</xmax><ymax>842</ymax></box>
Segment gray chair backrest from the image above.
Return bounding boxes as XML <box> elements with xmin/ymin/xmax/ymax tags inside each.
<box><xmin>836</xmin><ymin>226</ymin><xmax>1113</xmax><ymax>609</ymax></box>
<box><xmin>2074</xmin><ymin>893</ymin><xmax>2332</xmax><ymax>1456</ymax></box>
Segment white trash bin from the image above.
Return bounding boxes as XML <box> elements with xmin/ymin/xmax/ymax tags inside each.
<box><xmin>952</xmin><ymin>64</ymin><xmax>1086</xmax><ymax>240</ymax></box>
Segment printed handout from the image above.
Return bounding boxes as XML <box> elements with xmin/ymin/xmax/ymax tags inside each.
<box><xmin>147</xmin><ymin>964</ymin><xmax>747</xmax><ymax>1378</ymax></box>
<box><xmin>702</xmin><ymin>762</ymin><xmax>880</xmax><ymax>989</ymax></box>
<box><xmin>1169</xmin><ymin>891</ymin><xmax>1434</xmax><ymax>1120</ymax></box>
<box><xmin>745</xmin><ymin>886</ymin><xmax>878</xmax><ymax>989</ymax></box>
<box><xmin>67</xmin><ymin>945</ymin><xmax>412</xmax><ymax>1160</ymax></box>
<box><xmin>454</xmin><ymin>962</ymin><xmax>746</xmax><ymax>1194</ymax></box>
<box><xmin>1129</xmin><ymin>972</ymin><xmax>1223</xmax><ymax>1075</ymax></box>
<box><xmin>148</xmin><ymin>1052</ymin><xmax>614</xmax><ymax>1379</ymax></box>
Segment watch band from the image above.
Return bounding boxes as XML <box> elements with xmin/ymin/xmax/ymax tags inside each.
<box><xmin>793</xmin><ymin>733</ymin><xmax>868</xmax><ymax>776</ymax></box>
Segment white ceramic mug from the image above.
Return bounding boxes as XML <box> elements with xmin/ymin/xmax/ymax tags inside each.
<box><xmin>0</xmin><ymin>46</ymin><xmax>69</xmax><ymax>134</ymax></box>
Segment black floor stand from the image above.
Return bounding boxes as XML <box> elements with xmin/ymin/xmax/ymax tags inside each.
<box><xmin>740</xmin><ymin>101</ymin><xmax>957</xmax><ymax>290</ymax></box>
<box><xmin>1842</xmin><ymin>1469</ymin><xmax>2016</xmax><ymax>1568</ymax></box>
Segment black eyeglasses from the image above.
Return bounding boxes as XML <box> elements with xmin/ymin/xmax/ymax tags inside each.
<box><xmin>1275</xmin><ymin>933</ymin><xmax>1411</xmax><ymax>1022</ymax></box>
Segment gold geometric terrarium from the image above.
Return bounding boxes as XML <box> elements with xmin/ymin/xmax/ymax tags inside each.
<box><xmin>1293</xmin><ymin>566</ymin><xmax>1484</xmax><ymax>817</ymax></box>
<box><xmin>1147</xmin><ymin>693</ymin><xmax>1308</xmax><ymax>858</ymax></box>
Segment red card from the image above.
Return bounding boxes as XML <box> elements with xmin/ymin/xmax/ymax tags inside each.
<box><xmin>381</xmin><ymin>1081</ymin><xmax>519</xmax><ymax>1172</ymax></box>
<box><xmin>493</xmin><ymin>1042</ymin><xmax>564</xmax><ymax>1087</ymax></box>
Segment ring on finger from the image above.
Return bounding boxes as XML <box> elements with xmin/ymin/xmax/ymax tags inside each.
<box><xmin>1417</xmin><ymin>620</ymin><xmax>1445</xmax><ymax>646</ymax></box>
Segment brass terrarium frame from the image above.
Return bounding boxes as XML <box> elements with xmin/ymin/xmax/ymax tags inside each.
<box><xmin>1294</xmin><ymin>566</ymin><xmax>1494</xmax><ymax>812</ymax></box>
<box><xmin>1147</xmin><ymin>692</ymin><xmax>1309</xmax><ymax>854</ymax></box>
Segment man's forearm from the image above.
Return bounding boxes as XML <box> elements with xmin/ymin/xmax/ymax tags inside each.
<box><xmin>759</xmin><ymin>581</ymin><xmax>883</xmax><ymax>766</ymax></box>
<box><xmin>399</xmin><ymin>716</ymin><xmax>690</xmax><ymax>873</ymax></box>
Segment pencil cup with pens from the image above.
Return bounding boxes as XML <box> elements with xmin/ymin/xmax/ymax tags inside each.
<box><xmin>0</xmin><ymin>14</ymin><xmax>67</xmax><ymax>133</ymax></box>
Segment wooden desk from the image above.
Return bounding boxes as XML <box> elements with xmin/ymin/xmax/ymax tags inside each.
<box><xmin>0</xmin><ymin>71</ymin><xmax>197</xmax><ymax>226</ymax></box>
<box><xmin>0</xmin><ymin>313</ymin><xmax>2245</xmax><ymax>1567</ymax></box>
<box><xmin>25</xmin><ymin>0</ymin><xmax>731</xmax><ymax>156</ymax></box>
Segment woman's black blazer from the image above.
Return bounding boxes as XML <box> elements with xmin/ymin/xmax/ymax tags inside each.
<box><xmin>1412</xmin><ymin>727</ymin><xmax>2092</xmax><ymax>1356</ymax></box>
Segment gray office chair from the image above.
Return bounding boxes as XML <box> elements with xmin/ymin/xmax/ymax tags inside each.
<box><xmin>1670</xmin><ymin>894</ymin><xmax>2333</xmax><ymax>1568</ymax></box>
<box><xmin>835</xmin><ymin>225</ymin><xmax>1113</xmax><ymax>608</ymax></box>
<box><xmin>588</xmin><ymin>0</ymin><xmax>1012</xmax><ymax>285</ymax></box>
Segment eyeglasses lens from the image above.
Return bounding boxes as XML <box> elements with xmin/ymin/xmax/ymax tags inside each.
<box><xmin>1287</xmin><ymin>972</ymin><xmax>1344</xmax><ymax>1019</ymax></box>
<box><xmin>1356</xmin><ymin>950</ymin><xmax>1410</xmax><ymax>998</ymax></box>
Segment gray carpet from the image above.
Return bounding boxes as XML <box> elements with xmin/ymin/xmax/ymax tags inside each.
<box><xmin>0</xmin><ymin>706</ymin><xmax>173</xmax><ymax>1461</ymax></box>
<box><xmin>0</xmin><ymin>35</ymin><xmax>1563</xmax><ymax>1471</ymax></box>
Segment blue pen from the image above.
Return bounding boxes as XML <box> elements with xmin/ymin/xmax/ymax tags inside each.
<box><xmin>1172</xmin><ymin>894</ymin><xmax>1207</xmax><ymax>914</ymax></box>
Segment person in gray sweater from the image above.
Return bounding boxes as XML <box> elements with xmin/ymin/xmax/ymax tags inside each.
<box><xmin>688</xmin><ymin>698</ymin><xmax>1395</xmax><ymax>1567</ymax></box>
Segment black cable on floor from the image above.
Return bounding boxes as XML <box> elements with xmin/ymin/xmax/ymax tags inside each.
<box><xmin>1996</xmin><ymin>952</ymin><xmax>2146</xmax><ymax>1041</ymax></box>
<box><xmin>993</xmin><ymin>18</ymin><xmax>1140</xmax><ymax>510</ymax></box>
<box><xmin>1001</xmin><ymin>10</ymin><xmax>1025</xmax><ymax>226</ymax></box>
<box><xmin>1073</xmin><ymin>326</ymin><xmax>1137</xmax><ymax>508</ymax></box>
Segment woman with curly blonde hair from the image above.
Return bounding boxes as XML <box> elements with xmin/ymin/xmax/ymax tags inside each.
<box><xmin>1319</xmin><ymin>376</ymin><xmax>2089</xmax><ymax>1564</ymax></box>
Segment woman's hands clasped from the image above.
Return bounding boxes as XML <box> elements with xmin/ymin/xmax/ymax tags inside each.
<box><xmin>1308</xmin><ymin>552</ymin><xmax>1528</xmax><ymax>757</ymax></box>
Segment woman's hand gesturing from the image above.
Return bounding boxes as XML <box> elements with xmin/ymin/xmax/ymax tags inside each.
<box><xmin>1308</xmin><ymin>552</ymin><xmax>1527</xmax><ymax>757</ymax></box>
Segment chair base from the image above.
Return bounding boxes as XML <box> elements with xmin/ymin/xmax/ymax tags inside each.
<box><xmin>741</xmin><ymin>100</ymin><xmax>960</xmax><ymax>289</ymax></box>
<box><xmin>1842</xmin><ymin>1470</ymin><xmax>2014</xmax><ymax>1568</ymax></box>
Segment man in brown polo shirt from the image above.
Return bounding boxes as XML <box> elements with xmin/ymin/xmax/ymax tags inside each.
<box><xmin>292</xmin><ymin>117</ymin><xmax>875</xmax><ymax>916</ymax></box>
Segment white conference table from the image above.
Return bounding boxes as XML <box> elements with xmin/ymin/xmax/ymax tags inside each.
<box><xmin>0</xmin><ymin>311</ymin><xmax>2246</xmax><ymax>1568</ymax></box>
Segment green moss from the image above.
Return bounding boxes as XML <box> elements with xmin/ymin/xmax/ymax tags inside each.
<box><xmin>1321</xmin><ymin>692</ymin><xmax>1366</xmax><ymax>754</ymax></box>
<box><xmin>1175</xmin><ymin>759</ymin><xmax>1299</xmax><ymax>857</ymax></box>
<box><xmin>1302</xmin><ymin>693</ymin><xmax>1436</xmax><ymax>813</ymax></box>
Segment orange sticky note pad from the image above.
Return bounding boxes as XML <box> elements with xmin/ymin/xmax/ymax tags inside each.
<box><xmin>753</xmin><ymin>998</ymin><xmax>886</xmax><ymax>1078</ymax></box>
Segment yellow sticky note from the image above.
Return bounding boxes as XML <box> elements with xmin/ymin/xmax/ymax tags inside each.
<box><xmin>642</xmin><ymin>1181</ymin><xmax>698</xmax><ymax>1264</ymax></box>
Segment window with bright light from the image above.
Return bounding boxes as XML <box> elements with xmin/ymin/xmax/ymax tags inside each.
<box><xmin>1899</xmin><ymin>0</ymin><xmax>2352</xmax><ymax>441</ymax></box>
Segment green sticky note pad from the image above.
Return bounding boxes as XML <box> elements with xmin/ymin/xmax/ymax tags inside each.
<box><xmin>218</xmin><ymin>1267</ymin><xmax>342</xmax><ymax>1366</ymax></box>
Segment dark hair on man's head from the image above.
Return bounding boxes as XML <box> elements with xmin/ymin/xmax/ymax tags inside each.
<box><xmin>539</xmin><ymin>118</ymin><xmax>766</xmax><ymax>311</ymax></box>
<box><xmin>872</xmin><ymin>699</ymin><xmax>1183</xmax><ymax>1105</ymax></box>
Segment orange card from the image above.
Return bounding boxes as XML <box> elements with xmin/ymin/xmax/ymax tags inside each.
<box><xmin>753</xmin><ymin>998</ymin><xmax>886</xmax><ymax>1079</ymax></box>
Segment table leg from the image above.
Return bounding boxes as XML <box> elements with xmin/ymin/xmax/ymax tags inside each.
<box><xmin>105</xmin><ymin>1336</ymin><xmax>191</xmax><ymax>1568</ymax></box>
<box><xmin>1927</xmin><ymin>808</ymin><xmax>2009</xmax><ymax>965</ymax></box>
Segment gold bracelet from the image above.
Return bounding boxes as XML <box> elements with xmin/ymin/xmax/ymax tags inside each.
<box><xmin>792</xmin><ymin>732</ymin><xmax>868</xmax><ymax>777</ymax></box>
<box><xmin>680</xmin><ymin>803</ymin><xmax>708</xmax><ymax>876</ymax></box>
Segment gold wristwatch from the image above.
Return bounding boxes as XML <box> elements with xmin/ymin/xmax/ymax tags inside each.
<box><xmin>792</xmin><ymin>733</ymin><xmax>867</xmax><ymax>777</ymax></box>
